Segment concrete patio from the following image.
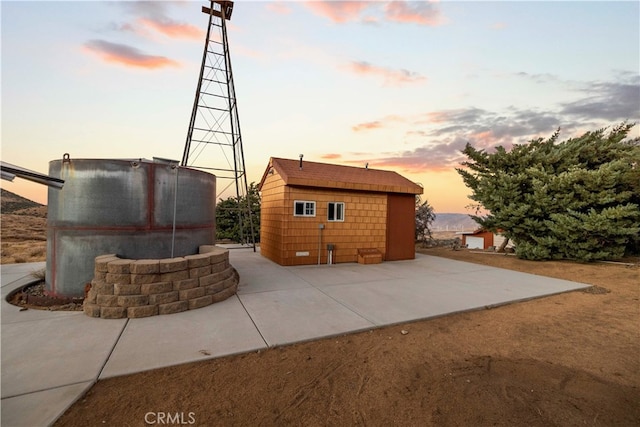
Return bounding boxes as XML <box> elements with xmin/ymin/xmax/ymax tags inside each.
<box><xmin>1</xmin><ymin>249</ymin><xmax>589</xmax><ymax>426</ymax></box>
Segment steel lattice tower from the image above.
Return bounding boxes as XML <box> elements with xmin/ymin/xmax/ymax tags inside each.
<box><xmin>182</xmin><ymin>0</ymin><xmax>255</xmax><ymax>249</ymax></box>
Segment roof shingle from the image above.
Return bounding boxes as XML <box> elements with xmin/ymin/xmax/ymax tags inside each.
<box><xmin>260</xmin><ymin>157</ymin><xmax>423</xmax><ymax>195</ymax></box>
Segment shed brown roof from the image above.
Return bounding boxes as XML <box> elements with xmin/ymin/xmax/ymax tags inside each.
<box><xmin>259</xmin><ymin>157</ymin><xmax>423</xmax><ymax>195</ymax></box>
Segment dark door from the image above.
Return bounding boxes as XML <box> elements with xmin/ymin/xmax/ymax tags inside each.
<box><xmin>386</xmin><ymin>194</ymin><xmax>416</xmax><ymax>261</ymax></box>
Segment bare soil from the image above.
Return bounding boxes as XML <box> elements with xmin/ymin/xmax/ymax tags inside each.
<box><xmin>8</xmin><ymin>281</ymin><xmax>84</xmax><ymax>311</ymax></box>
<box><xmin>54</xmin><ymin>247</ymin><xmax>640</xmax><ymax>426</ymax></box>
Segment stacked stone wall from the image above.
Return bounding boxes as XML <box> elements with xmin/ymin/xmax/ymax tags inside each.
<box><xmin>83</xmin><ymin>246</ymin><xmax>238</xmax><ymax>319</ymax></box>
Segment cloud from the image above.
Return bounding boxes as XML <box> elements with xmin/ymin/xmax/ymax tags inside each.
<box><xmin>114</xmin><ymin>1</ymin><xmax>203</xmax><ymax>40</ymax></box>
<box><xmin>418</xmin><ymin>108</ymin><xmax>489</xmax><ymax>130</ymax></box>
<box><xmin>304</xmin><ymin>1</ymin><xmax>371</xmax><ymax>23</ymax></box>
<box><xmin>137</xmin><ymin>18</ymin><xmax>202</xmax><ymax>40</ymax></box>
<box><xmin>83</xmin><ymin>40</ymin><xmax>180</xmax><ymax>69</ymax></box>
<box><xmin>321</xmin><ymin>153</ymin><xmax>342</xmax><ymax>160</ymax></box>
<box><xmin>266</xmin><ymin>2</ymin><xmax>293</xmax><ymax>15</ymax></box>
<box><xmin>384</xmin><ymin>0</ymin><xmax>446</xmax><ymax>26</ymax></box>
<box><xmin>513</xmin><ymin>72</ymin><xmax>640</xmax><ymax>122</ymax></box>
<box><xmin>424</xmin><ymin>108</ymin><xmax>561</xmax><ymax>150</ymax></box>
<box><xmin>352</xmin><ymin>114</ymin><xmax>406</xmax><ymax>132</ymax></box>
<box><xmin>514</xmin><ymin>71</ymin><xmax>563</xmax><ymax>85</ymax></box>
<box><xmin>352</xmin><ymin>121</ymin><xmax>384</xmax><ymax>132</ymax></box>
<box><xmin>304</xmin><ymin>1</ymin><xmax>446</xmax><ymax>26</ymax></box>
<box><xmin>490</xmin><ymin>22</ymin><xmax>507</xmax><ymax>30</ymax></box>
<box><xmin>376</xmin><ymin>139</ymin><xmax>468</xmax><ymax>172</ymax></box>
<box><xmin>560</xmin><ymin>77</ymin><xmax>640</xmax><ymax>121</ymax></box>
<box><xmin>342</xmin><ymin>74</ymin><xmax>639</xmax><ymax>175</ymax></box>
<box><xmin>346</xmin><ymin>106</ymin><xmax>567</xmax><ymax>173</ymax></box>
<box><xmin>347</xmin><ymin>60</ymin><xmax>426</xmax><ymax>85</ymax></box>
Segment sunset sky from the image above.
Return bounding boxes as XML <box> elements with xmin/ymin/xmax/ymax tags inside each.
<box><xmin>2</xmin><ymin>1</ymin><xmax>639</xmax><ymax>213</ymax></box>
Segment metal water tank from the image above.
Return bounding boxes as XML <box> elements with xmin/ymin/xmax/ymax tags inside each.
<box><xmin>46</xmin><ymin>157</ymin><xmax>216</xmax><ymax>297</ymax></box>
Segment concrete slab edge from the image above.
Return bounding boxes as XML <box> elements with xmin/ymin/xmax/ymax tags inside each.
<box><xmin>97</xmin><ymin>344</ymin><xmax>268</xmax><ymax>380</ymax></box>
<box><xmin>96</xmin><ymin>319</ymin><xmax>130</xmax><ymax>379</ymax></box>
<box><xmin>1</xmin><ymin>266</ymin><xmax>44</xmax><ymax>290</ymax></box>
<box><xmin>234</xmin><ymin>294</ymin><xmax>270</xmax><ymax>348</ymax></box>
<box><xmin>1</xmin><ymin>380</ymin><xmax>95</xmax><ymax>427</ymax></box>
<box><xmin>46</xmin><ymin>381</ymin><xmax>96</xmax><ymax>427</ymax></box>
<box><xmin>44</xmin><ymin>318</ymin><xmax>129</xmax><ymax>425</ymax></box>
<box><xmin>263</xmin><ymin>324</ymin><xmax>377</xmax><ymax>348</ymax></box>
<box><xmin>350</xmin><ymin>284</ymin><xmax>593</xmax><ymax>334</ymax></box>
<box><xmin>1</xmin><ymin>275</ymin><xmax>38</xmax><ymax>294</ymax></box>
<box><xmin>246</xmin><ymin>283</ymin><xmax>591</xmax><ymax>349</ymax></box>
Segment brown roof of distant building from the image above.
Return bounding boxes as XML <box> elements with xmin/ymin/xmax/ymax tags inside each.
<box><xmin>259</xmin><ymin>157</ymin><xmax>423</xmax><ymax>195</ymax></box>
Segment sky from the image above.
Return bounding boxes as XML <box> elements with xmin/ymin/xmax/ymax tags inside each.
<box><xmin>2</xmin><ymin>0</ymin><xmax>639</xmax><ymax>213</ymax></box>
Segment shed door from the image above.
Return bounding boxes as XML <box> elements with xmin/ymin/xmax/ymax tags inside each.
<box><xmin>386</xmin><ymin>194</ymin><xmax>416</xmax><ymax>261</ymax></box>
<box><xmin>466</xmin><ymin>236</ymin><xmax>484</xmax><ymax>249</ymax></box>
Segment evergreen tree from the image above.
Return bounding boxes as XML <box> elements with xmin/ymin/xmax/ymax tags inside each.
<box><xmin>415</xmin><ymin>196</ymin><xmax>436</xmax><ymax>245</ymax></box>
<box><xmin>216</xmin><ymin>182</ymin><xmax>260</xmax><ymax>243</ymax></box>
<box><xmin>457</xmin><ymin>123</ymin><xmax>640</xmax><ymax>261</ymax></box>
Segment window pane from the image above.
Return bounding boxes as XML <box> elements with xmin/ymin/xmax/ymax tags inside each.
<box><xmin>295</xmin><ymin>202</ymin><xmax>304</xmax><ymax>215</ymax></box>
<box><xmin>337</xmin><ymin>203</ymin><xmax>343</xmax><ymax>220</ymax></box>
<box><xmin>328</xmin><ymin>203</ymin><xmax>335</xmax><ymax>220</ymax></box>
<box><xmin>305</xmin><ymin>202</ymin><xmax>314</xmax><ymax>216</ymax></box>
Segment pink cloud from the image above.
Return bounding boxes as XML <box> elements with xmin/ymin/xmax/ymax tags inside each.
<box><xmin>352</xmin><ymin>121</ymin><xmax>384</xmax><ymax>132</ymax></box>
<box><xmin>304</xmin><ymin>1</ymin><xmax>371</xmax><ymax>23</ymax></box>
<box><xmin>267</xmin><ymin>2</ymin><xmax>293</xmax><ymax>15</ymax></box>
<box><xmin>423</xmin><ymin>111</ymin><xmax>449</xmax><ymax>124</ymax></box>
<box><xmin>345</xmin><ymin>137</ymin><xmax>468</xmax><ymax>173</ymax></box>
<box><xmin>467</xmin><ymin>129</ymin><xmax>515</xmax><ymax>151</ymax></box>
<box><xmin>347</xmin><ymin>61</ymin><xmax>426</xmax><ymax>85</ymax></box>
<box><xmin>321</xmin><ymin>153</ymin><xmax>342</xmax><ymax>160</ymax></box>
<box><xmin>384</xmin><ymin>1</ymin><xmax>446</xmax><ymax>26</ymax></box>
<box><xmin>83</xmin><ymin>40</ymin><xmax>180</xmax><ymax>69</ymax></box>
<box><xmin>114</xmin><ymin>2</ymin><xmax>204</xmax><ymax>41</ymax></box>
<box><xmin>138</xmin><ymin>18</ymin><xmax>203</xmax><ymax>40</ymax></box>
<box><xmin>342</xmin><ymin>155</ymin><xmax>452</xmax><ymax>174</ymax></box>
<box><xmin>352</xmin><ymin>115</ymin><xmax>406</xmax><ymax>132</ymax></box>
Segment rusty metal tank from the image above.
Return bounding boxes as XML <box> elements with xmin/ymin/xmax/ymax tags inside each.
<box><xmin>46</xmin><ymin>157</ymin><xmax>216</xmax><ymax>297</ymax></box>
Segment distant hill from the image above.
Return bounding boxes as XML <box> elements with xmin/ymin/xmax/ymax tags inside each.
<box><xmin>432</xmin><ymin>213</ymin><xmax>479</xmax><ymax>232</ymax></box>
<box><xmin>1</xmin><ymin>189</ymin><xmax>47</xmax><ymax>217</ymax></box>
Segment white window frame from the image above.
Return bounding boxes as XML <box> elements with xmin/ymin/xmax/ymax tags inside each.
<box><xmin>327</xmin><ymin>202</ymin><xmax>345</xmax><ymax>222</ymax></box>
<box><xmin>294</xmin><ymin>200</ymin><xmax>316</xmax><ymax>217</ymax></box>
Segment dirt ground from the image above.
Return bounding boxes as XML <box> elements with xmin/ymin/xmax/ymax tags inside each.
<box><xmin>53</xmin><ymin>247</ymin><xmax>639</xmax><ymax>426</ymax></box>
<box><xmin>1</xmin><ymin>211</ymin><xmax>47</xmax><ymax>264</ymax></box>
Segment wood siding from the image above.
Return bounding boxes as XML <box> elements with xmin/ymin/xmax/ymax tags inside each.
<box><xmin>260</xmin><ymin>170</ymin><xmax>389</xmax><ymax>266</ymax></box>
<box><xmin>259</xmin><ymin>172</ymin><xmax>287</xmax><ymax>265</ymax></box>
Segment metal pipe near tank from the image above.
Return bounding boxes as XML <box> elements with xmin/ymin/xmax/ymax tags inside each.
<box><xmin>165</xmin><ymin>160</ymin><xmax>180</xmax><ymax>259</ymax></box>
<box><xmin>171</xmin><ymin>165</ymin><xmax>179</xmax><ymax>258</ymax></box>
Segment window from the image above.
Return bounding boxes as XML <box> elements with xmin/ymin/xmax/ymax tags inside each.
<box><xmin>294</xmin><ymin>200</ymin><xmax>316</xmax><ymax>217</ymax></box>
<box><xmin>327</xmin><ymin>202</ymin><xmax>345</xmax><ymax>221</ymax></box>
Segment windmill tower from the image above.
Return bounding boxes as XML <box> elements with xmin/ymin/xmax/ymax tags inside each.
<box><xmin>182</xmin><ymin>0</ymin><xmax>255</xmax><ymax>249</ymax></box>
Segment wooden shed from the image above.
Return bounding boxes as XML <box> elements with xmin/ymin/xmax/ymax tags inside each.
<box><xmin>459</xmin><ymin>229</ymin><xmax>515</xmax><ymax>250</ymax></box>
<box><xmin>258</xmin><ymin>157</ymin><xmax>423</xmax><ymax>266</ymax></box>
<box><xmin>459</xmin><ymin>229</ymin><xmax>494</xmax><ymax>250</ymax></box>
